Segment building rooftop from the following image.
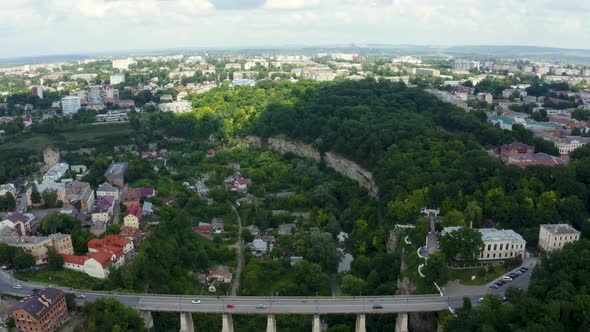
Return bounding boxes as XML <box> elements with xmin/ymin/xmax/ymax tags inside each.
<box><xmin>442</xmin><ymin>227</ymin><xmax>526</xmax><ymax>244</ymax></box>
<box><xmin>541</xmin><ymin>224</ymin><xmax>580</xmax><ymax>235</ymax></box>
<box><xmin>16</xmin><ymin>288</ymin><xmax>65</xmax><ymax>321</ymax></box>
<box><xmin>479</xmin><ymin>228</ymin><xmax>526</xmax><ymax>244</ymax></box>
<box><xmin>0</xmin><ymin>233</ymin><xmax>69</xmax><ymax>245</ymax></box>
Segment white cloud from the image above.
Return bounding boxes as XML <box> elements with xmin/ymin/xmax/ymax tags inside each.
<box><xmin>0</xmin><ymin>0</ymin><xmax>588</xmax><ymax>58</ymax></box>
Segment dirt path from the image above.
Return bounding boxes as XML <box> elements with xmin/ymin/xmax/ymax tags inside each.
<box><xmin>230</xmin><ymin>205</ymin><xmax>243</xmax><ymax>296</ymax></box>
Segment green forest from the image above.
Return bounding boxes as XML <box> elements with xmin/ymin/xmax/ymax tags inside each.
<box><xmin>137</xmin><ymin>79</ymin><xmax>590</xmax><ymax>244</ymax></box>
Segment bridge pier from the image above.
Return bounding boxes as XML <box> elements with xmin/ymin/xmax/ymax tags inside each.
<box><xmin>266</xmin><ymin>314</ymin><xmax>277</xmax><ymax>332</ymax></box>
<box><xmin>179</xmin><ymin>312</ymin><xmax>194</xmax><ymax>332</ymax></box>
<box><xmin>139</xmin><ymin>311</ymin><xmax>153</xmax><ymax>329</ymax></box>
<box><xmin>222</xmin><ymin>313</ymin><xmax>234</xmax><ymax>332</ymax></box>
<box><xmin>355</xmin><ymin>314</ymin><xmax>366</xmax><ymax>332</ymax></box>
<box><xmin>312</xmin><ymin>314</ymin><xmax>321</xmax><ymax>332</ymax></box>
<box><xmin>395</xmin><ymin>312</ymin><xmax>409</xmax><ymax>332</ymax></box>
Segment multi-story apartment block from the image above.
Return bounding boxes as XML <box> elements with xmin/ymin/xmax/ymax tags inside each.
<box><xmin>0</xmin><ymin>234</ymin><xmax>73</xmax><ymax>264</ymax></box>
<box><xmin>12</xmin><ymin>288</ymin><xmax>69</xmax><ymax>332</ymax></box>
<box><xmin>61</xmin><ymin>96</ymin><xmax>81</xmax><ymax>114</ymax></box>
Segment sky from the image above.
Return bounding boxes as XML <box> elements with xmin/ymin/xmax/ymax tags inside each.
<box><xmin>1</xmin><ymin>0</ymin><xmax>589</xmax><ymax>58</ymax></box>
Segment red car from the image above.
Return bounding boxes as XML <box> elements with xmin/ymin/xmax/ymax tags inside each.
<box><xmin>226</xmin><ymin>303</ymin><xmax>235</xmax><ymax>308</ymax></box>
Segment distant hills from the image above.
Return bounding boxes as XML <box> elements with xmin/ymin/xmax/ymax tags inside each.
<box><xmin>1</xmin><ymin>44</ymin><xmax>589</xmax><ymax>66</ymax></box>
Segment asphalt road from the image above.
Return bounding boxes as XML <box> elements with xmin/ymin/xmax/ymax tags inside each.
<box><xmin>0</xmin><ymin>262</ymin><xmax>536</xmax><ymax>315</ymax></box>
<box><xmin>0</xmin><ymin>269</ymin><xmax>483</xmax><ymax>314</ymax></box>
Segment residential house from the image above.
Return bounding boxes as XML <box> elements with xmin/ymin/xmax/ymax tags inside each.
<box><xmin>104</xmin><ymin>162</ymin><xmax>128</xmax><ymax>187</ymax></box>
<box><xmin>196</xmin><ymin>222</ymin><xmax>212</xmax><ymax>236</ymax></box>
<box><xmin>0</xmin><ymin>212</ymin><xmax>34</xmax><ymax>236</ymax></box>
<box><xmin>124</xmin><ymin>204</ymin><xmax>142</xmax><ymax>229</ymax></box>
<box><xmin>119</xmin><ymin>226</ymin><xmax>142</xmax><ymax>245</ymax></box>
<box><xmin>251</xmin><ymin>236</ymin><xmax>275</xmax><ymax>256</ymax></box>
<box><xmin>142</xmin><ymin>201</ymin><xmax>153</xmax><ymax>215</ymax></box>
<box><xmin>207</xmin><ymin>265</ymin><xmax>232</xmax><ymax>283</ymax></box>
<box><xmin>0</xmin><ymin>183</ymin><xmax>16</xmax><ymax>198</ymax></box>
<box><xmin>121</xmin><ymin>189</ymin><xmax>140</xmax><ymax>208</ymax></box>
<box><xmin>12</xmin><ymin>288</ymin><xmax>69</xmax><ymax>332</ymax></box>
<box><xmin>278</xmin><ymin>223</ymin><xmax>296</xmax><ymax>235</ymax></box>
<box><xmin>538</xmin><ymin>224</ymin><xmax>580</xmax><ymax>252</ymax></box>
<box><xmin>246</xmin><ymin>225</ymin><xmax>260</xmax><ymax>236</ymax></box>
<box><xmin>91</xmin><ymin>196</ymin><xmax>115</xmax><ymax>223</ymax></box>
<box><xmin>96</xmin><ymin>182</ymin><xmax>119</xmax><ymax>199</ymax></box>
<box><xmin>138</xmin><ymin>187</ymin><xmax>156</xmax><ymax>197</ymax></box>
<box><xmin>211</xmin><ymin>218</ymin><xmax>224</xmax><ymax>233</ymax></box>
<box><xmin>500</xmin><ymin>143</ymin><xmax>534</xmax><ymax>162</ymax></box>
<box><xmin>162</xmin><ymin>196</ymin><xmax>177</xmax><ymax>205</ymax></box>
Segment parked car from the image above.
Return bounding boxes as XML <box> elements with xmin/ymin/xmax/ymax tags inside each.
<box><xmin>489</xmin><ymin>284</ymin><xmax>499</xmax><ymax>289</ymax></box>
<box><xmin>372</xmin><ymin>304</ymin><xmax>383</xmax><ymax>309</ymax></box>
<box><xmin>494</xmin><ymin>281</ymin><xmax>504</xmax><ymax>286</ymax></box>
<box><xmin>477</xmin><ymin>297</ymin><xmax>484</xmax><ymax>303</ymax></box>
<box><xmin>226</xmin><ymin>303</ymin><xmax>235</xmax><ymax>308</ymax></box>
<box><xmin>256</xmin><ymin>304</ymin><xmax>266</xmax><ymax>309</ymax></box>
<box><xmin>502</xmin><ymin>276</ymin><xmax>512</xmax><ymax>281</ymax></box>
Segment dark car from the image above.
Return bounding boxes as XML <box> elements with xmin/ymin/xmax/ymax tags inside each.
<box><xmin>372</xmin><ymin>304</ymin><xmax>383</xmax><ymax>309</ymax></box>
<box><xmin>489</xmin><ymin>284</ymin><xmax>499</xmax><ymax>289</ymax></box>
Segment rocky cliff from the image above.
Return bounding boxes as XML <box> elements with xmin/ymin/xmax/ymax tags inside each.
<box><xmin>245</xmin><ymin>136</ymin><xmax>378</xmax><ymax>198</ymax></box>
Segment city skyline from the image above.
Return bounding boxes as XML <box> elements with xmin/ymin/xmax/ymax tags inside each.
<box><xmin>1</xmin><ymin>0</ymin><xmax>589</xmax><ymax>58</ymax></box>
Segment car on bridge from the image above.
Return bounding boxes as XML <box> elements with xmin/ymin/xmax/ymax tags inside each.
<box><xmin>226</xmin><ymin>303</ymin><xmax>235</xmax><ymax>308</ymax></box>
<box><xmin>372</xmin><ymin>304</ymin><xmax>383</xmax><ymax>309</ymax></box>
<box><xmin>191</xmin><ymin>300</ymin><xmax>201</xmax><ymax>304</ymax></box>
<box><xmin>256</xmin><ymin>304</ymin><xmax>266</xmax><ymax>309</ymax></box>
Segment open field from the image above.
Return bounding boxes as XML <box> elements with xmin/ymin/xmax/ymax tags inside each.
<box><xmin>0</xmin><ymin>123</ymin><xmax>134</xmax><ymax>154</ymax></box>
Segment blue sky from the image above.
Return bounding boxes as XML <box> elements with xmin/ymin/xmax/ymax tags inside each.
<box><xmin>1</xmin><ymin>0</ymin><xmax>589</xmax><ymax>57</ymax></box>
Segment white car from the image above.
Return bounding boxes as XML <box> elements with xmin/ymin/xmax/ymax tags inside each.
<box><xmin>12</xmin><ymin>284</ymin><xmax>22</xmax><ymax>289</ymax></box>
<box><xmin>191</xmin><ymin>300</ymin><xmax>201</xmax><ymax>304</ymax></box>
<box><xmin>502</xmin><ymin>276</ymin><xmax>512</xmax><ymax>281</ymax></box>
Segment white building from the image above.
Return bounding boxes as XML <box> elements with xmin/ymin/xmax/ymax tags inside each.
<box><xmin>110</xmin><ymin>74</ymin><xmax>125</xmax><ymax>85</ymax></box>
<box><xmin>453</xmin><ymin>60</ymin><xmax>480</xmax><ymax>72</ymax></box>
<box><xmin>158</xmin><ymin>101</ymin><xmax>192</xmax><ymax>113</ymax></box>
<box><xmin>551</xmin><ymin>136</ymin><xmax>590</xmax><ymax>155</ymax></box>
<box><xmin>96</xmin><ymin>182</ymin><xmax>119</xmax><ymax>199</ymax></box>
<box><xmin>442</xmin><ymin>227</ymin><xmax>526</xmax><ymax>261</ymax></box>
<box><xmin>43</xmin><ymin>163</ymin><xmax>69</xmax><ymax>181</ymax></box>
<box><xmin>538</xmin><ymin>224</ymin><xmax>580</xmax><ymax>252</ymax></box>
<box><xmin>61</xmin><ymin>96</ymin><xmax>81</xmax><ymax>114</ymax></box>
<box><xmin>112</xmin><ymin>58</ymin><xmax>136</xmax><ymax>70</ymax></box>
<box><xmin>301</xmin><ymin>66</ymin><xmax>336</xmax><ymax>81</ymax></box>
<box><xmin>31</xmin><ymin>85</ymin><xmax>43</xmax><ymax>99</ymax></box>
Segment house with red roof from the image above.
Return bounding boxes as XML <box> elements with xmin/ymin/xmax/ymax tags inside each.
<box><xmin>62</xmin><ymin>235</ymin><xmax>133</xmax><ymax>279</ymax></box>
<box><xmin>162</xmin><ymin>196</ymin><xmax>177</xmax><ymax>205</ymax></box>
<box><xmin>62</xmin><ymin>254</ymin><xmax>86</xmax><ymax>273</ymax></box>
<box><xmin>196</xmin><ymin>222</ymin><xmax>212</xmax><ymax>236</ymax></box>
<box><xmin>121</xmin><ymin>189</ymin><xmax>140</xmax><ymax>208</ymax></box>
